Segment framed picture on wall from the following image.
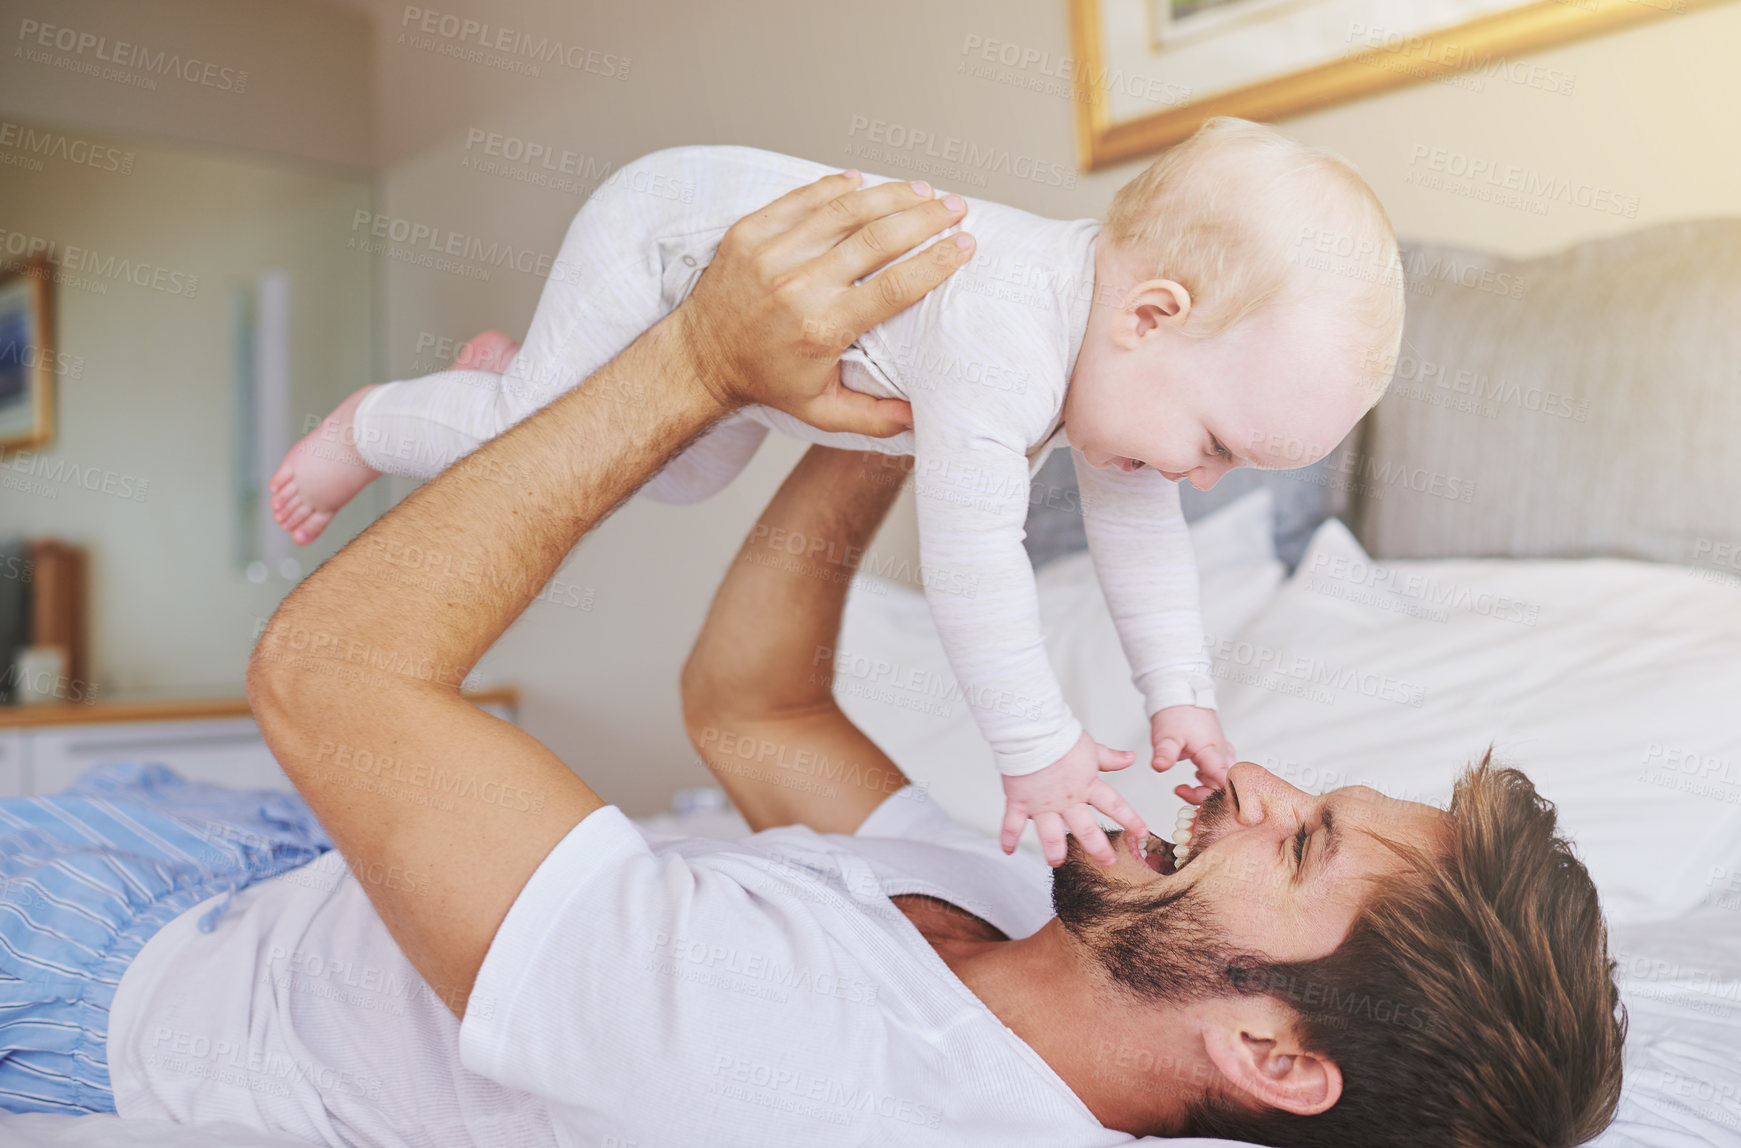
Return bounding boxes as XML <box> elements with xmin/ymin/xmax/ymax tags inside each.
<box><xmin>0</xmin><ymin>256</ymin><xmax>55</xmax><ymax>453</ymax></box>
<box><xmin>1069</xmin><ymin>0</ymin><xmax>1722</xmax><ymax>169</ymax></box>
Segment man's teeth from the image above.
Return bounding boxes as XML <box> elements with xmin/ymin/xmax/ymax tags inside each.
<box><xmin>1171</xmin><ymin>806</ymin><xmax>1199</xmax><ymax>866</ymax></box>
<box><xmin>1131</xmin><ymin>809</ymin><xmax>1199</xmax><ymax>872</ymax></box>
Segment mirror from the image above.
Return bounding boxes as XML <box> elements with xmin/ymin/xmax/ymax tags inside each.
<box><xmin>0</xmin><ymin>120</ymin><xmax>377</xmax><ymax>703</ymax></box>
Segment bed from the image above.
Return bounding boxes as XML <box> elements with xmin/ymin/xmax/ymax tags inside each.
<box><xmin>5</xmin><ymin>221</ymin><xmax>1738</xmax><ymax>1145</ymax></box>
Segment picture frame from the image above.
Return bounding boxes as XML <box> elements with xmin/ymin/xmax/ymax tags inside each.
<box><xmin>1069</xmin><ymin>0</ymin><xmax>1725</xmax><ymax>170</ymax></box>
<box><xmin>0</xmin><ymin>255</ymin><xmax>56</xmax><ymax>454</ymax></box>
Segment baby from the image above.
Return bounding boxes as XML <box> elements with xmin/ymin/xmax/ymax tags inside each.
<box><xmin>270</xmin><ymin>117</ymin><xmax>1405</xmax><ymax>864</ymax></box>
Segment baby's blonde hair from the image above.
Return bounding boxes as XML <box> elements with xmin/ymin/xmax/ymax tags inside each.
<box><xmin>1103</xmin><ymin>117</ymin><xmax>1405</xmax><ymax>408</ymax></box>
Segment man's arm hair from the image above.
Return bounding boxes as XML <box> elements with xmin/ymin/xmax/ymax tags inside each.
<box><xmin>682</xmin><ymin>447</ymin><xmax>914</xmax><ymax>834</ymax></box>
<box><xmin>248</xmin><ymin>323</ymin><xmax>710</xmax><ymax>1018</ymax></box>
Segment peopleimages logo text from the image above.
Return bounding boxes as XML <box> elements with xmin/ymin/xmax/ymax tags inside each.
<box><xmin>16</xmin><ymin>19</ymin><xmax>248</xmax><ymax>91</ymax></box>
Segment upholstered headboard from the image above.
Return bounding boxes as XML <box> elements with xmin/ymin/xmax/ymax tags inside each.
<box><xmin>1023</xmin><ymin>219</ymin><xmax>1741</xmax><ymax>574</ymax></box>
<box><xmin>1351</xmin><ymin>219</ymin><xmax>1741</xmax><ymax>566</ymax></box>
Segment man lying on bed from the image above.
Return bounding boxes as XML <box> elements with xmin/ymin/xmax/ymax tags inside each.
<box><xmin>0</xmin><ymin>172</ymin><xmax>1623</xmax><ymax>1147</ymax></box>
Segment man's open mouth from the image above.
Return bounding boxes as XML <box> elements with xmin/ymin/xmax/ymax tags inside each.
<box><xmin>1139</xmin><ymin>834</ymin><xmax>1174</xmax><ymax>874</ymax></box>
<box><xmin>1136</xmin><ymin>804</ymin><xmax>1200</xmax><ymax>876</ymax></box>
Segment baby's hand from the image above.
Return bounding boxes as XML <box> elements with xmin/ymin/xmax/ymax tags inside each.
<box><xmin>1000</xmin><ymin>731</ymin><xmax>1149</xmax><ymax>868</ymax></box>
<box><xmin>1150</xmin><ymin>705</ymin><xmax>1236</xmax><ymax>800</ymax></box>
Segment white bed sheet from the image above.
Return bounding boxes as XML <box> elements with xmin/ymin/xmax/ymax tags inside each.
<box><xmin>7</xmin><ymin>496</ymin><xmax>1737</xmax><ymax>1146</ymax></box>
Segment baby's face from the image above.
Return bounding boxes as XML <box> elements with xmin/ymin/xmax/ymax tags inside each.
<box><xmin>1066</xmin><ymin>294</ymin><xmax>1372</xmax><ymax>489</ymax></box>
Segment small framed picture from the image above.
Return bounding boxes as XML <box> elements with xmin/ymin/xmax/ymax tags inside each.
<box><xmin>0</xmin><ymin>255</ymin><xmax>55</xmax><ymax>453</ymax></box>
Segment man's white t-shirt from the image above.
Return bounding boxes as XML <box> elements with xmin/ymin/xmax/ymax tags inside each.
<box><xmin>107</xmin><ymin>786</ymin><xmax>1138</xmax><ymax>1146</ymax></box>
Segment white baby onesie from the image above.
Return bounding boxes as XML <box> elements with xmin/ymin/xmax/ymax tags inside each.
<box><xmin>351</xmin><ymin>145</ymin><xmax>1216</xmax><ymax>777</ymax></box>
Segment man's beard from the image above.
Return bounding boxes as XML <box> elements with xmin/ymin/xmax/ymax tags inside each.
<box><xmin>1051</xmin><ymin>794</ymin><xmax>1250</xmax><ymax>1005</ymax></box>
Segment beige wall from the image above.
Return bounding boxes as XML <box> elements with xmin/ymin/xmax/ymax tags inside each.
<box><xmin>0</xmin><ymin>127</ymin><xmax>376</xmax><ymax>698</ymax></box>
<box><xmin>1281</xmin><ymin>2</ymin><xmax>1741</xmax><ymax>255</ymax></box>
<box><xmin>0</xmin><ymin>0</ymin><xmax>374</xmax><ymax>171</ymax></box>
<box><xmin>0</xmin><ymin>0</ymin><xmax>377</xmax><ymax>700</ymax></box>
<box><xmin>358</xmin><ymin>0</ymin><xmax>1741</xmax><ymax>814</ymax></box>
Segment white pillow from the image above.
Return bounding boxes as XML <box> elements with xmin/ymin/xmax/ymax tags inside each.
<box><xmin>834</xmin><ymin>488</ymin><xmax>1284</xmax><ymax>846</ymax></box>
<box><xmin>1215</xmin><ymin>518</ymin><xmax>1741</xmax><ymax>925</ymax></box>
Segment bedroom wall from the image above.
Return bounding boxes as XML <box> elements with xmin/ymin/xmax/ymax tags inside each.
<box><xmin>355</xmin><ymin>0</ymin><xmax>1739</xmax><ymax>814</ymax></box>
<box><xmin>0</xmin><ymin>132</ymin><xmax>376</xmax><ymax>697</ymax></box>
<box><xmin>0</xmin><ymin>0</ymin><xmax>374</xmax><ymax>171</ymax></box>
<box><xmin>0</xmin><ymin>0</ymin><xmax>379</xmax><ymax>701</ymax></box>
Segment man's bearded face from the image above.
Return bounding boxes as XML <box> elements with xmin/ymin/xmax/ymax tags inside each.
<box><xmin>1051</xmin><ymin>787</ymin><xmax>1250</xmax><ymax>1004</ymax></box>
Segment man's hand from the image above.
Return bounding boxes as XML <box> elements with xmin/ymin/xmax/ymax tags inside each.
<box><xmin>676</xmin><ymin>172</ymin><xmax>973</xmax><ymax>437</ymax></box>
<box><xmin>1151</xmin><ymin>705</ymin><xmax>1236</xmax><ymax>805</ymax></box>
<box><xmin>1000</xmin><ymin>731</ymin><xmax>1150</xmax><ymax>868</ymax></box>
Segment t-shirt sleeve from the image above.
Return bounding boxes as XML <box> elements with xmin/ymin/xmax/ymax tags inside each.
<box><xmin>855</xmin><ymin>783</ymin><xmax>1019</xmax><ymax>864</ymax></box>
<box><xmin>457</xmin><ymin>805</ymin><xmax>887</xmax><ymax>1109</ymax></box>
<box><xmin>458</xmin><ymin>806</ymin><xmax>643</xmax><ymax>1098</ymax></box>
<box><xmin>850</xmin><ymin>786</ymin><xmax>1057</xmax><ymax>938</ymax></box>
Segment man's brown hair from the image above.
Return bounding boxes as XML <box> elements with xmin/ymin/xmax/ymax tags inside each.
<box><xmin>1186</xmin><ymin>752</ymin><xmax>1626</xmax><ymax>1148</ymax></box>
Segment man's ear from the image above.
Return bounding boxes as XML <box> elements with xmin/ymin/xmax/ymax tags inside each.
<box><xmin>1200</xmin><ymin>1010</ymin><xmax>1342</xmax><ymax>1117</ymax></box>
<box><xmin>1114</xmin><ymin>278</ymin><xmax>1191</xmax><ymax>347</ymax></box>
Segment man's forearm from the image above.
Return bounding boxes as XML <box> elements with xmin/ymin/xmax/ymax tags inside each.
<box><xmin>684</xmin><ymin>448</ymin><xmax>907</xmax><ymax>719</ymax></box>
<box><xmin>255</xmin><ymin>319</ymin><xmax>727</xmax><ymax>721</ymax></box>
<box><xmin>681</xmin><ymin>446</ymin><xmax>915</xmax><ymax>833</ymax></box>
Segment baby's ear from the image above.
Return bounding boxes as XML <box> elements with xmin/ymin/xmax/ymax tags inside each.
<box><xmin>1199</xmin><ymin>1001</ymin><xmax>1342</xmax><ymax>1117</ymax></box>
<box><xmin>1122</xmin><ymin>279</ymin><xmax>1192</xmax><ymax>340</ymax></box>
<box><xmin>1135</xmin><ymin>282</ymin><xmax>1190</xmax><ymax>325</ymax></box>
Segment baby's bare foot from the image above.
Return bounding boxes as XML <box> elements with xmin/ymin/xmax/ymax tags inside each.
<box><xmin>455</xmin><ymin>329</ymin><xmax>520</xmax><ymax>373</ymax></box>
<box><xmin>268</xmin><ymin>385</ymin><xmax>381</xmax><ymax>545</ymax></box>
